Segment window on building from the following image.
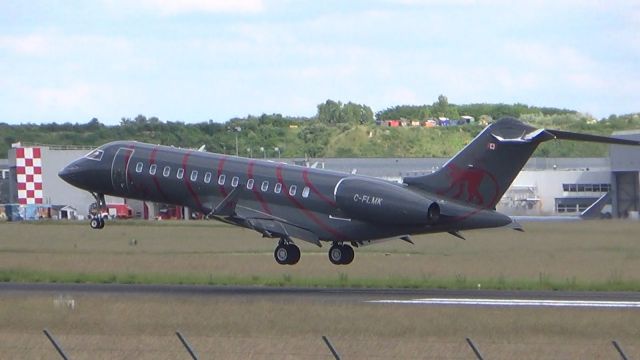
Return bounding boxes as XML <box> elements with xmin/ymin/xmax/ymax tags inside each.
<box><xmin>555</xmin><ymin>197</ymin><xmax>598</xmax><ymax>214</ymax></box>
<box><xmin>302</xmin><ymin>186</ymin><xmax>310</xmax><ymax>198</ymax></box>
<box><xmin>149</xmin><ymin>164</ymin><xmax>157</xmax><ymax>175</ymax></box>
<box><xmin>204</xmin><ymin>172</ymin><xmax>212</xmax><ymax>184</ymax></box>
<box><xmin>190</xmin><ymin>170</ymin><xmax>198</xmax><ymax>182</ymax></box>
<box><xmin>247</xmin><ymin>178</ymin><xmax>254</xmax><ymax>190</ymax></box>
<box><xmin>261</xmin><ymin>180</ymin><xmax>269</xmax><ymax>192</ymax></box>
<box><xmin>176</xmin><ymin>168</ymin><xmax>184</xmax><ymax>179</ymax></box>
<box><xmin>562</xmin><ymin>183</ymin><xmax>610</xmax><ymax>193</ymax></box>
<box><xmin>274</xmin><ymin>183</ymin><xmax>282</xmax><ymax>194</ymax></box>
<box><xmin>231</xmin><ymin>176</ymin><xmax>239</xmax><ymax>187</ymax></box>
<box><xmin>218</xmin><ymin>174</ymin><xmax>226</xmax><ymax>185</ymax></box>
<box><xmin>289</xmin><ymin>184</ymin><xmax>297</xmax><ymax>196</ymax></box>
<box><xmin>163</xmin><ymin>166</ymin><xmax>171</xmax><ymax>177</ymax></box>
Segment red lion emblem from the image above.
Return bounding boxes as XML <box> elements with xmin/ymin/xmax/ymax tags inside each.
<box><xmin>438</xmin><ymin>164</ymin><xmax>499</xmax><ymax>207</ymax></box>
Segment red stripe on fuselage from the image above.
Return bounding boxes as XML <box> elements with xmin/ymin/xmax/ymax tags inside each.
<box><xmin>302</xmin><ymin>168</ymin><xmax>336</xmax><ymax>207</ymax></box>
<box><xmin>182</xmin><ymin>151</ymin><xmax>205</xmax><ymax>212</ymax></box>
<box><xmin>247</xmin><ymin>161</ymin><xmax>272</xmax><ymax>214</ymax></box>
<box><xmin>276</xmin><ymin>165</ymin><xmax>347</xmax><ymax>241</ymax></box>
<box><xmin>149</xmin><ymin>147</ymin><xmax>169</xmax><ymax>201</ymax></box>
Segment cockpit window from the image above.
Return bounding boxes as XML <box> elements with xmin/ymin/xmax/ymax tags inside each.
<box><xmin>84</xmin><ymin>149</ymin><xmax>104</xmax><ymax>161</ymax></box>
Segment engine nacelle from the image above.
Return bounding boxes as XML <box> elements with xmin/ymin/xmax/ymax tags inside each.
<box><xmin>334</xmin><ymin>177</ymin><xmax>440</xmax><ymax>225</ymax></box>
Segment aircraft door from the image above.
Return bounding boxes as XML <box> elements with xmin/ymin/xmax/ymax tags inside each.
<box><xmin>111</xmin><ymin>148</ymin><xmax>134</xmax><ymax>194</ymax></box>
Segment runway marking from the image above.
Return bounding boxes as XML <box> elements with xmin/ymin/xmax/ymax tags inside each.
<box><xmin>368</xmin><ymin>298</ymin><xmax>640</xmax><ymax>308</ymax></box>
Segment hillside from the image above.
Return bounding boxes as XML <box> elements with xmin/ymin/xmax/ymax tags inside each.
<box><xmin>1</xmin><ymin>100</ymin><xmax>639</xmax><ymax>158</ymax></box>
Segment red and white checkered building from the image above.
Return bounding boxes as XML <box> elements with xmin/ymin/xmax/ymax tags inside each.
<box><xmin>14</xmin><ymin>147</ymin><xmax>44</xmax><ymax>205</ymax></box>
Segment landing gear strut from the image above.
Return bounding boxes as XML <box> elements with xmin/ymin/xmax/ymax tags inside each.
<box><xmin>274</xmin><ymin>238</ymin><xmax>301</xmax><ymax>265</ymax></box>
<box><xmin>89</xmin><ymin>192</ymin><xmax>107</xmax><ymax>230</ymax></box>
<box><xmin>328</xmin><ymin>243</ymin><xmax>354</xmax><ymax>265</ymax></box>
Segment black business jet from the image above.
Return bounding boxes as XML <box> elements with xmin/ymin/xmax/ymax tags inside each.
<box><xmin>59</xmin><ymin>117</ymin><xmax>640</xmax><ymax>265</ymax></box>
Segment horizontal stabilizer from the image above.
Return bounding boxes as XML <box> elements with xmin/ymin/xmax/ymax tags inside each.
<box><xmin>545</xmin><ymin>129</ymin><xmax>640</xmax><ymax>146</ymax></box>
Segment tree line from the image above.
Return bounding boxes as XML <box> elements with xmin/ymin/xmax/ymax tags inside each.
<box><xmin>1</xmin><ymin>97</ymin><xmax>639</xmax><ymax>158</ymax></box>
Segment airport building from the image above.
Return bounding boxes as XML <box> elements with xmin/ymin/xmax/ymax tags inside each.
<box><xmin>1</xmin><ymin>135</ymin><xmax>639</xmax><ymax>220</ymax></box>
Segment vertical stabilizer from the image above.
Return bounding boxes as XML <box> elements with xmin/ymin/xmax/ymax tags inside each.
<box><xmin>404</xmin><ymin>117</ymin><xmax>640</xmax><ymax>210</ymax></box>
<box><xmin>404</xmin><ymin>118</ymin><xmax>553</xmax><ymax>209</ymax></box>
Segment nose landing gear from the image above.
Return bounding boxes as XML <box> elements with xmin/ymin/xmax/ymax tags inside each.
<box><xmin>89</xmin><ymin>192</ymin><xmax>107</xmax><ymax>230</ymax></box>
<box><xmin>90</xmin><ymin>216</ymin><xmax>105</xmax><ymax>229</ymax></box>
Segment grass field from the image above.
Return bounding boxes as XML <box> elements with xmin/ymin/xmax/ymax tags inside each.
<box><xmin>1</xmin><ymin>220</ymin><xmax>639</xmax><ymax>358</ymax></box>
<box><xmin>1</xmin><ymin>292</ymin><xmax>639</xmax><ymax>359</ymax></box>
<box><xmin>0</xmin><ymin>220</ymin><xmax>639</xmax><ymax>290</ymax></box>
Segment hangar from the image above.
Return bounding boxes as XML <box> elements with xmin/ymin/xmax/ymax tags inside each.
<box><xmin>1</xmin><ymin>139</ymin><xmax>639</xmax><ymax>220</ymax></box>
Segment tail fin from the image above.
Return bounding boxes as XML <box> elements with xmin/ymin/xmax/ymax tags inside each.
<box><xmin>404</xmin><ymin>117</ymin><xmax>640</xmax><ymax>209</ymax></box>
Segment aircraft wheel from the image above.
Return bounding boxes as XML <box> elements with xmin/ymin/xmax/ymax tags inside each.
<box><xmin>98</xmin><ymin>217</ymin><xmax>105</xmax><ymax>229</ymax></box>
<box><xmin>286</xmin><ymin>244</ymin><xmax>300</xmax><ymax>265</ymax></box>
<box><xmin>329</xmin><ymin>244</ymin><xmax>345</xmax><ymax>265</ymax></box>
<box><xmin>341</xmin><ymin>244</ymin><xmax>354</xmax><ymax>265</ymax></box>
<box><xmin>274</xmin><ymin>244</ymin><xmax>291</xmax><ymax>265</ymax></box>
<box><xmin>90</xmin><ymin>218</ymin><xmax>102</xmax><ymax>230</ymax></box>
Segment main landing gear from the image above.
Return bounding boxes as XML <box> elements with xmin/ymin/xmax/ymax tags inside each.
<box><xmin>274</xmin><ymin>238</ymin><xmax>301</xmax><ymax>265</ymax></box>
<box><xmin>89</xmin><ymin>192</ymin><xmax>107</xmax><ymax>230</ymax></box>
<box><xmin>328</xmin><ymin>243</ymin><xmax>354</xmax><ymax>265</ymax></box>
<box><xmin>273</xmin><ymin>239</ymin><xmax>356</xmax><ymax>265</ymax></box>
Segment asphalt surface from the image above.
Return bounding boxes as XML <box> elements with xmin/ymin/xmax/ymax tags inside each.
<box><xmin>1</xmin><ymin>282</ymin><xmax>639</xmax><ymax>303</ymax></box>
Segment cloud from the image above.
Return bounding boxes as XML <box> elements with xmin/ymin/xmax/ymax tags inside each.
<box><xmin>0</xmin><ymin>34</ymin><xmax>50</xmax><ymax>56</ymax></box>
<box><xmin>34</xmin><ymin>83</ymin><xmax>95</xmax><ymax>110</ymax></box>
<box><xmin>0</xmin><ymin>31</ymin><xmax>133</xmax><ymax>59</ymax></box>
<box><xmin>102</xmin><ymin>0</ymin><xmax>265</xmax><ymax>15</ymax></box>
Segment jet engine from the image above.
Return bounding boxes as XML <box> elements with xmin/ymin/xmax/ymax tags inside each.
<box><xmin>333</xmin><ymin>177</ymin><xmax>440</xmax><ymax>225</ymax></box>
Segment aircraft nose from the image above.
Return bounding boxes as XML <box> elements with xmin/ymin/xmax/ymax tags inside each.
<box><xmin>58</xmin><ymin>163</ymin><xmax>82</xmax><ymax>186</ymax></box>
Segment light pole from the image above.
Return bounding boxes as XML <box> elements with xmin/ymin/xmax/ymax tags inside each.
<box><xmin>274</xmin><ymin>147</ymin><xmax>280</xmax><ymax>159</ymax></box>
<box><xmin>247</xmin><ymin>147</ymin><xmax>252</xmax><ymax>158</ymax></box>
<box><xmin>260</xmin><ymin>147</ymin><xmax>266</xmax><ymax>159</ymax></box>
<box><xmin>231</xmin><ymin>126</ymin><xmax>241</xmax><ymax>156</ymax></box>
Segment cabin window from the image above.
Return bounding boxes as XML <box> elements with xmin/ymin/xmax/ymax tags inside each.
<box><xmin>261</xmin><ymin>180</ymin><xmax>269</xmax><ymax>192</ymax></box>
<box><xmin>163</xmin><ymin>166</ymin><xmax>171</xmax><ymax>177</ymax></box>
<box><xmin>204</xmin><ymin>172</ymin><xmax>212</xmax><ymax>184</ymax></box>
<box><xmin>302</xmin><ymin>186</ymin><xmax>310</xmax><ymax>198</ymax></box>
<box><xmin>218</xmin><ymin>174</ymin><xmax>226</xmax><ymax>185</ymax></box>
<box><xmin>289</xmin><ymin>185</ymin><xmax>297</xmax><ymax>196</ymax></box>
<box><xmin>135</xmin><ymin>162</ymin><xmax>143</xmax><ymax>173</ymax></box>
<box><xmin>231</xmin><ymin>176</ymin><xmax>239</xmax><ymax>187</ymax></box>
<box><xmin>149</xmin><ymin>164</ymin><xmax>157</xmax><ymax>175</ymax></box>
<box><xmin>176</xmin><ymin>168</ymin><xmax>184</xmax><ymax>179</ymax></box>
<box><xmin>190</xmin><ymin>170</ymin><xmax>198</xmax><ymax>181</ymax></box>
<box><xmin>274</xmin><ymin>183</ymin><xmax>282</xmax><ymax>194</ymax></box>
<box><xmin>247</xmin><ymin>179</ymin><xmax>254</xmax><ymax>190</ymax></box>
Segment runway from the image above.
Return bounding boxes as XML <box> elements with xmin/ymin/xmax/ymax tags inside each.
<box><xmin>2</xmin><ymin>282</ymin><xmax>640</xmax><ymax>308</ymax></box>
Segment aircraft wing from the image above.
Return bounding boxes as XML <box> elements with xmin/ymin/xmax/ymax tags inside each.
<box><xmin>244</xmin><ymin>216</ymin><xmax>321</xmax><ymax>246</ymax></box>
<box><xmin>208</xmin><ymin>192</ymin><xmax>321</xmax><ymax>246</ymax></box>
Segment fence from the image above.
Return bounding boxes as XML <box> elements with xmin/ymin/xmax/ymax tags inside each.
<box><xmin>39</xmin><ymin>329</ymin><xmax>632</xmax><ymax>360</ymax></box>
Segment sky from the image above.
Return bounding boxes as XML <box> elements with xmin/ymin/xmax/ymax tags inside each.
<box><xmin>1</xmin><ymin>0</ymin><xmax>639</xmax><ymax>125</ymax></box>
